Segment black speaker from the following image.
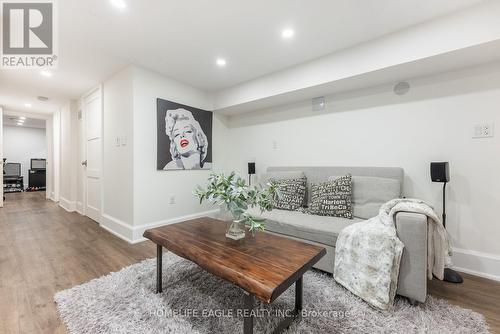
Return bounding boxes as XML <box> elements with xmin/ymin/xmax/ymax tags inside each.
<box><xmin>430</xmin><ymin>162</ymin><xmax>450</xmax><ymax>183</ymax></box>
<box><xmin>247</xmin><ymin>162</ymin><xmax>255</xmax><ymax>175</ymax></box>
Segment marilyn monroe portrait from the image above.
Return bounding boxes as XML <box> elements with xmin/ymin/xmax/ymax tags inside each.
<box><xmin>161</xmin><ymin>107</ymin><xmax>212</xmax><ymax>170</ymax></box>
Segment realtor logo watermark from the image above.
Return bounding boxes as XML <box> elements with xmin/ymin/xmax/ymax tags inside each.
<box><xmin>1</xmin><ymin>0</ymin><xmax>58</xmax><ymax>68</ymax></box>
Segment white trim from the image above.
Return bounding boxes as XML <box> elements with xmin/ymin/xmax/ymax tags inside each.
<box><xmin>49</xmin><ymin>193</ymin><xmax>57</xmax><ymax>202</ymax></box>
<box><xmin>452</xmin><ymin>247</ymin><xmax>500</xmax><ymax>282</ymax></box>
<box><xmin>100</xmin><ymin>213</ymin><xmax>134</xmax><ymax>242</ymax></box>
<box><xmin>131</xmin><ymin>209</ymin><xmax>220</xmax><ymax>243</ymax></box>
<box><xmin>76</xmin><ymin>201</ymin><xmax>84</xmax><ymax>215</ymax></box>
<box><xmin>100</xmin><ymin>209</ymin><xmax>220</xmax><ymax>244</ymax></box>
<box><xmin>59</xmin><ymin>197</ymin><xmax>76</xmax><ymax>212</ymax></box>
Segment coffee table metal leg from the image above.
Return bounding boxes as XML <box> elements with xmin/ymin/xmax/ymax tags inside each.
<box><xmin>242</xmin><ymin>276</ymin><xmax>304</xmax><ymax>334</ymax></box>
<box><xmin>295</xmin><ymin>276</ymin><xmax>303</xmax><ymax>312</ymax></box>
<box><xmin>270</xmin><ymin>276</ymin><xmax>304</xmax><ymax>334</ymax></box>
<box><xmin>243</xmin><ymin>292</ymin><xmax>254</xmax><ymax>334</ymax></box>
<box><xmin>156</xmin><ymin>244</ymin><xmax>162</xmax><ymax>293</ymax></box>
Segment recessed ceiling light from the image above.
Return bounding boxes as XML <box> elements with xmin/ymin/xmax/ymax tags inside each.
<box><xmin>216</xmin><ymin>58</ymin><xmax>227</xmax><ymax>67</ymax></box>
<box><xmin>281</xmin><ymin>28</ymin><xmax>295</xmax><ymax>39</ymax></box>
<box><xmin>17</xmin><ymin>122</ymin><xmax>23</xmax><ymax>126</ymax></box>
<box><xmin>24</xmin><ymin>103</ymin><xmax>32</xmax><ymax>108</ymax></box>
<box><xmin>110</xmin><ymin>0</ymin><xmax>127</xmax><ymax>9</ymax></box>
<box><xmin>40</xmin><ymin>70</ymin><xmax>53</xmax><ymax>77</ymax></box>
<box><xmin>19</xmin><ymin>116</ymin><xmax>26</xmax><ymax>120</ymax></box>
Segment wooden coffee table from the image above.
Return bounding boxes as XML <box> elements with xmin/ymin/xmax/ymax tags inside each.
<box><xmin>143</xmin><ymin>217</ymin><xmax>326</xmax><ymax>334</ymax></box>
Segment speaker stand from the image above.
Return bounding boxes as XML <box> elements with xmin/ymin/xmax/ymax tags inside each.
<box><xmin>442</xmin><ymin>182</ymin><xmax>463</xmax><ymax>284</ymax></box>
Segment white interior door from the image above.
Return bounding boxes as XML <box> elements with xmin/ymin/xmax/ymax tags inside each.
<box><xmin>82</xmin><ymin>88</ymin><xmax>102</xmax><ymax>222</ymax></box>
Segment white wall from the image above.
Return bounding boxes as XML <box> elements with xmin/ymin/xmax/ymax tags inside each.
<box><xmin>222</xmin><ymin>62</ymin><xmax>500</xmax><ymax>280</ymax></box>
<box><xmin>3</xmin><ymin>125</ymin><xmax>47</xmax><ymax>188</ymax></box>
<box><xmin>99</xmin><ymin>66</ymin><xmax>231</xmax><ymax>242</ymax></box>
<box><xmin>76</xmin><ymin>100</ymin><xmax>84</xmax><ymax>214</ymax></box>
<box><xmin>52</xmin><ymin>110</ymin><xmax>61</xmax><ymax>201</ymax></box>
<box><xmin>132</xmin><ymin>67</ymin><xmax>229</xmax><ymax>231</ymax></box>
<box><xmin>101</xmin><ymin>67</ymin><xmax>135</xmax><ymax>232</ymax></box>
<box><xmin>46</xmin><ymin>116</ymin><xmax>54</xmax><ymax>200</ymax></box>
<box><xmin>59</xmin><ymin>101</ymin><xmax>79</xmax><ymax>211</ymax></box>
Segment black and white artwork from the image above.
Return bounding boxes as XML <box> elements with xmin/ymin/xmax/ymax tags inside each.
<box><xmin>157</xmin><ymin>98</ymin><xmax>213</xmax><ymax>170</ymax></box>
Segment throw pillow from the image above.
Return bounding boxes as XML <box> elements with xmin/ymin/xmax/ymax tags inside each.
<box><xmin>272</xmin><ymin>177</ymin><xmax>307</xmax><ymax>211</ymax></box>
<box><xmin>308</xmin><ymin>175</ymin><xmax>353</xmax><ymax>219</ymax></box>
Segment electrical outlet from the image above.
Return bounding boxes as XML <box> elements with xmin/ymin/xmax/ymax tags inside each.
<box><xmin>473</xmin><ymin>123</ymin><xmax>494</xmax><ymax>138</ymax></box>
<box><xmin>169</xmin><ymin>195</ymin><xmax>176</xmax><ymax>205</ymax></box>
<box><xmin>272</xmin><ymin>140</ymin><xmax>278</xmax><ymax>150</ymax></box>
<box><xmin>121</xmin><ymin>136</ymin><xmax>127</xmax><ymax>146</ymax></box>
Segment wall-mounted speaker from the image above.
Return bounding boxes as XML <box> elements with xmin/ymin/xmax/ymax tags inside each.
<box><xmin>430</xmin><ymin>162</ymin><xmax>450</xmax><ymax>183</ymax></box>
<box><xmin>248</xmin><ymin>162</ymin><xmax>255</xmax><ymax>175</ymax></box>
<box><xmin>394</xmin><ymin>82</ymin><xmax>410</xmax><ymax>95</ymax></box>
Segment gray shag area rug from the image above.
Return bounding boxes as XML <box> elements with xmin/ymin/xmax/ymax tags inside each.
<box><xmin>55</xmin><ymin>252</ymin><xmax>489</xmax><ymax>334</ymax></box>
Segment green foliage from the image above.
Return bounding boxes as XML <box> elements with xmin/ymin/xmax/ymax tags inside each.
<box><xmin>195</xmin><ymin>172</ymin><xmax>278</xmax><ymax>234</ymax></box>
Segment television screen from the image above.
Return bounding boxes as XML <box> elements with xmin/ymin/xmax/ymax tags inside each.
<box><xmin>5</xmin><ymin>163</ymin><xmax>21</xmax><ymax>176</ymax></box>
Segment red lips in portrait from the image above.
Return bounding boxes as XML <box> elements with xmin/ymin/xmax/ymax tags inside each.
<box><xmin>180</xmin><ymin>139</ymin><xmax>189</xmax><ymax>148</ymax></box>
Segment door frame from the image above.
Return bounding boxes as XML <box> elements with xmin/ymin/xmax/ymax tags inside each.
<box><xmin>1</xmin><ymin>109</ymin><xmax>52</xmax><ymax>205</ymax></box>
<box><xmin>0</xmin><ymin>106</ymin><xmax>3</xmax><ymax>208</ymax></box>
<box><xmin>80</xmin><ymin>85</ymin><xmax>103</xmax><ymax>223</ymax></box>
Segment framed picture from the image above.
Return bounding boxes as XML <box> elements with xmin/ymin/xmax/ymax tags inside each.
<box><xmin>156</xmin><ymin>98</ymin><xmax>213</xmax><ymax>170</ymax></box>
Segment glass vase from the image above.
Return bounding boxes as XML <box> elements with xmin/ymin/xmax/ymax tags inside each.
<box><xmin>225</xmin><ymin>219</ymin><xmax>246</xmax><ymax>240</ymax></box>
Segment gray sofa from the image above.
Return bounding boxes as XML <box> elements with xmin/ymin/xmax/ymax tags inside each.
<box><xmin>247</xmin><ymin>166</ymin><xmax>428</xmax><ymax>304</ymax></box>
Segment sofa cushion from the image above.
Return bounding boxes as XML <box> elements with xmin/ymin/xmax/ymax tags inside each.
<box><xmin>261</xmin><ymin>170</ymin><xmax>307</xmax><ymax>206</ymax></box>
<box><xmin>309</xmin><ymin>175</ymin><xmax>353</xmax><ymax>219</ymax></box>
<box><xmin>272</xmin><ymin>177</ymin><xmax>307</xmax><ymax>211</ymax></box>
<box><xmin>261</xmin><ymin>170</ymin><xmax>305</xmax><ymax>182</ymax></box>
<box><xmin>329</xmin><ymin>176</ymin><xmax>401</xmax><ymax>219</ymax></box>
<box><xmin>246</xmin><ymin>207</ymin><xmax>362</xmax><ymax>247</ymax></box>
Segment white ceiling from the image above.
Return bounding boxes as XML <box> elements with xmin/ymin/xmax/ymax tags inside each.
<box><xmin>2</xmin><ymin>114</ymin><xmax>46</xmax><ymax>129</ymax></box>
<box><xmin>0</xmin><ymin>0</ymin><xmax>485</xmax><ymax>114</ymax></box>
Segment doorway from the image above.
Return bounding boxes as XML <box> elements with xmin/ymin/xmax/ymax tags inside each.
<box><xmin>2</xmin><ymin>112</ymin><xmax>49</xmax><ymax>205</ymax></box>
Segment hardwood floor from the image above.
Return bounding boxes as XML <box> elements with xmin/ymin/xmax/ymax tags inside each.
<box><xmin>0</xmin><ymin>192</ymin><xmax>156</xmax><ymax>333</ymax></box>
<box><xmin>1</xmin><ymin>192</ymin><xmax>499</xmax><ymax>333</ymax></box>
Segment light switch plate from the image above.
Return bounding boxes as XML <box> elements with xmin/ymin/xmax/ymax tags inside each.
<box><xmin>169</xmin><ymin>195</ymin><xmax>176</xmax><ymax>205</ymax></box>
<box><xmin>473</xmin><ymin>123</ymin><xmax>494</xmax><ymax>138</ymax></box>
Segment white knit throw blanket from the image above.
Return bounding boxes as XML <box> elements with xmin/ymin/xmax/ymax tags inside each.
<box><xmin>333</xmin><ymin>198</ymin><xmax>452</xmax><ymax>310</ymax></box>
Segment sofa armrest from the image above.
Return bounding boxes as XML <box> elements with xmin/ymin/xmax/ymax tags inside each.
<box><xmin>395</xmin><ymin>212</ymin><xmax>428</xmax><ymax>303</ymax></box>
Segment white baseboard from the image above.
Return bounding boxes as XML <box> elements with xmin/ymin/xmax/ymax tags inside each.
<box><xmin>48</xmin><ymin>191</ymin><xmax>56</xmax><ymax>202</ymax></box>
<box><xmin>452</xmin><ymin>247</ymin><xmax>500</xmax><ymax>282</ymax></box>
<box><xmin>76</xmin><ymin>201</ymin><xmax>84</xmax><ymax>215</ymax></box>
<box><xmin>59</xmin><ymin>197</ymin><xmax>76</xmax><ymax>212</ymax></box>
<box><xmin>99</xmin><ymin>209</ymin><xmax>219</xmax><ymax>244</ymax></box>
<box><xmin>100</xmin><ymin>214</ymin><xmax>134</xmax><ymax>242</ymax></box>
<box><xmin>131</xmin><ymin>209</ymin><xmax>220</xmax><ymax>243</ymax></box>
